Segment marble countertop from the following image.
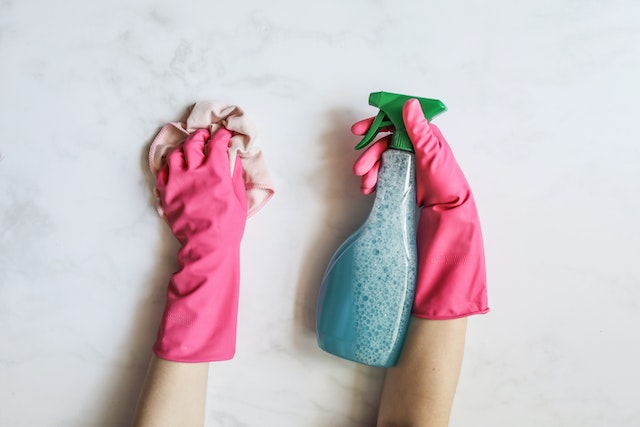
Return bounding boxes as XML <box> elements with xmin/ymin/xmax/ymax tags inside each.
<box><xmin>2</xmin><ymin>1</ymin><xmax>639</xmax><ymax>426</ymax></box>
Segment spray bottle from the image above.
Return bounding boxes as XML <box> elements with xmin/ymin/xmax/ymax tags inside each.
<box><xmin>316</xmin><ymin>91</ymin><xmax>446</xmax><ymax>367</ymax></box>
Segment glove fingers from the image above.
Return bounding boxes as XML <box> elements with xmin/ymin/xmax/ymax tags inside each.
<box><xmin>351</xmin><ymin>117</ymin><xmax>375</xmax><ymax>136</ymax></box>
<box><xmin>231</xmin><ymin>156</ymin><xmax>247</xmax><ymax>211</ymax></box>
<box><xmin>205</xmin><ymin>128</ymin><xmax>233</xmax><ymax>174</ymax></box>
<box><xmin>156</xmin><ymin>165</ymin><xmax>169</xmax><ymax>188</ymax></box>
<box><xmin>167</xmin><ymin>147</ymin><xmax>186</xmax><ymax>171</ymax></box>
<box><xmin>403</xmin><ymin>99</ymin><xmax>440</xmax><ymax>155</ymax></box>
<box><xmin>360</xmin><ymin>160</ymin><xmax>380</xmax><ymax>194</ymax></box>
<box><xmin>351</xmin><ymin>117</ymin><xmax>394</xmax><ymax>136</ymax></box>
<box><xmin>353</xmin><ymin>135</ymin><xmax>390</xmax><ymax>176</ymax></box>
<box><xmin>183</xmin><ymin>129</ymin><xmax>209</xmax><ymax>169</ymax></box>
<box><xmin>423</xmin><ymin>124</ymin><xmax>470</xmax><ymax>205</ymax></box>
<box><xmin>402</xmin><ymin>98</ymin><xmax>472</xmax><ymax>207</ymax></box>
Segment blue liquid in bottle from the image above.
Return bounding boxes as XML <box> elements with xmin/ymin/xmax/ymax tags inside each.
<box><xmin>316</xmin><ymin>149</ymin><xmax>417</xmax><ymax>367</ymax></box>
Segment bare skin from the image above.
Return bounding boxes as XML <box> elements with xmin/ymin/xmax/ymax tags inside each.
<box><xmin>376</xmin><ymin>317</ymin><xmax>467</xmax><ymax>427</ymax></box>
<box><xmin>132</xmin><ymin>319</ymin><xmax>466</xmax><ymax>427</ymax></box>
<box><xmin>132</xmin><ymin>357</ymin><xmax>209</xmax><ymax>427</ymax></box>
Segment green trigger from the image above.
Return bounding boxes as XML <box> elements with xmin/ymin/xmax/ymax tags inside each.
<box><xmin>353</xmin><ymin>91</ymin><xmax>447</xmax><ymax>152</ymax></box>
<box><xmin>355</xmin><ymin>111</ymin><xmax>392</xmax><ymax>150</ymax></box>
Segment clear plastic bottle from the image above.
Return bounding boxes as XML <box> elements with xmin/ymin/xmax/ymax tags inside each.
<box><xmin>315</xmin><ymin>91</ymin><xmax>446</xmax><ymax>367</ymax></box>
<box><xmin>316</xmin><ymin>149</ymin><xmax>417</xmax><ymax>367</ymax></box>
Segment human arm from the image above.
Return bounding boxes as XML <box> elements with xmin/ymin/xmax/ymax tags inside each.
<box><xmin>377</xmin><ymin>317</ymin><xmax>467</xmax><ymax>427</ymax></box>
<box><xmin>133</xmin><ymin>128</ymin><xmax>247</xmax><ymax>426</ymax></box>
<box><xmin>352</xmin><ymin>99</ymin><xmax>488</xmax><ymax>426</ymax></box>
<box><xmin>132</xmin><ymin>357</ymin><xmax>209</xmax><ymax>427</ymax></box>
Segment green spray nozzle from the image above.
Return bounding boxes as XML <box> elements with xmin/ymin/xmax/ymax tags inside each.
<box><xmin>355</xmin><ymin>91</ymin><xmax>447</xmax><ymax>152</ymax></box>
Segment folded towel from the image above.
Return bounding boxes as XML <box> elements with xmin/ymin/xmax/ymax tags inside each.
<box><xmin>149</xmin><ymin>101</ymin><xmax>275</xmax><ymax>217</ymax></box>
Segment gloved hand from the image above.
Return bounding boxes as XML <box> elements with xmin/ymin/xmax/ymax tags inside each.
<box><xmin>153</xmin><ymin>127</ymin><xmax>248</xmax><ymax>362</ymax></box>
<box><xmin>352</xmin><ymin>99</ymin><xmax>488</xmax><ymax>319</ymax></box>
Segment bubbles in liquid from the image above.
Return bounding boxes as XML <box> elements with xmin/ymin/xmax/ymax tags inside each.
<box><xmin>349</xmin><ymin>150</ymin><xmax>417</xmax><ymax>366</ymax></box>
<box><xmin>316</xmin><ymin>150</ymin><xmax>418</xmax><ymax>367</ymax></box>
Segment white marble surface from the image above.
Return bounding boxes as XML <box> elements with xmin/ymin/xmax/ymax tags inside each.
<box><xmin>1</xmin><ymin>0</ymin><xmax>639</xmax><ymax>426</ymax></box>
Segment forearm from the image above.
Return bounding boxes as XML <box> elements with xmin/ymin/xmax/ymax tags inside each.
<box><xmin>133</xmin><ymin>245</ymin><xmax>239</xmax><ymax>425</ymax></box>
<box><xmin>132</xmin><ymin>356</ymin><xmax>209</xmax><ymax>427</ymax></box>
<box><xmin>377</xmin><ymin>316</ymin><xmax>467</xmax><ymax>427</ymax></box>
<box><xmin>154</xmin><ymin>240</ymin><xmax>241</xmax><ymax>362</ymax></box>
<box><xmin>132</xmin><ymin>127</ymin><xmax>248</xmax><ymax>427</ymax></box>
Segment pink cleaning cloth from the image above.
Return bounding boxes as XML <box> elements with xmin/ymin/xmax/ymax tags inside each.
<box><xmin>149</xmin><ymin>101</ymin><xmax>275</xmax><ymax>217</ymax></box>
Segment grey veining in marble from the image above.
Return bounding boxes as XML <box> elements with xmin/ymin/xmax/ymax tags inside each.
<box><xmin>1</xmin><ymin>0</ymin><xmax>640</xmax><ymax>425</ymax></box>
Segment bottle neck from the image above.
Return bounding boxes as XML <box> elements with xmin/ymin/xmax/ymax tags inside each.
<box><xmin>389</xmin><ymin>130</ymin><xmax>414</xmax><ymax>152</ymax></box>
<box><xmin>374</xmin><ymin>150</ymin><xmax>416</xmax><ymax>204</ymax></box>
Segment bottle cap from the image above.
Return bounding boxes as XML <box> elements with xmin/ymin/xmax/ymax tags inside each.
<box><xmin>355</xmin><ymin>91</ymin><xmax>447</xmax><ymax>152</ymax></box>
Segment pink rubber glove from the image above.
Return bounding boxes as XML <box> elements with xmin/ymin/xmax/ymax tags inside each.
<box><xmin>153</xmin><ymin>127</ymin><xmax>248</xmax><ymax>362</ymax></box>
<box><xmin>353</xmin><ymin>99</ymin><xmax>488</xmax><ymax>319</ymax></box>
